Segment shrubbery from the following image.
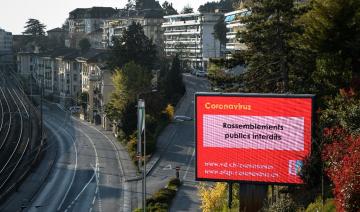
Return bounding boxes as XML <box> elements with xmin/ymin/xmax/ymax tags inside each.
<box><xmin>135</xmin><ymin>177</ymin><xmax>182</xmax><ymax>211</ymax></box>
<box><xmin>305</xmin><ymin>197</ymin><xmax>336</xmax><ymax>212</ymax></box>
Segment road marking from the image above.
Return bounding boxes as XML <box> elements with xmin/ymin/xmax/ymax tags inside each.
<box><xmin>70</xmin><ymin>118</ymin><xmax>129</xmax><ymax>212</ymax></box>
<box><xmin>60</xmin><ymin>127</ymin><xmax>100</xmax><ymax>210</ymax></box>
<box><xmin>163</xmin><ymin>164</ymin><xmax>172</xmax><ymax>171</ymax></box>
<box><xmin>56</xmin><ymin>127</ymin><xmax>78</xmax><ymax>211</ymax></box>
<box><xmin>183</xmin><ymin>149</ymin><xmax>195</xmax><ymax>181</ymax></box>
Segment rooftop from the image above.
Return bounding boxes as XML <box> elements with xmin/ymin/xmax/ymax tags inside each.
<box><xmin>69</xmin><ymin>7</ymin><xmax>117</xmax><ymax>19</ymax></box>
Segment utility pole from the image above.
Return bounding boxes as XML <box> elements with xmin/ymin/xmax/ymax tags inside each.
<box><xmin>137</xmin><ymin>99</ymin><xmax>146</xmax><ymax>211</ymax></box>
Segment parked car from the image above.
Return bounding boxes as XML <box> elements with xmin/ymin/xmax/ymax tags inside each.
<box><xmin>196</xmin><ymin>70</ymin><xmax>206</xmax><ymax>77</ymax></box>
<box><xmin>191</xmin><ymin>69</ymin><xmax>198</xmax><ymax>75</ymax></box>
<box><xmin>173</xmin><ymin>115</ymin><xmax>192</xmax><ymax>122</ymax></box>
<box><xmin>69</xmin><ymin>106</ymin><xmax>81</xmax><ymax>113</ymax></box>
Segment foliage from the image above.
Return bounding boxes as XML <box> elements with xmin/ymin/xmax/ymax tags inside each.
<box><xmin>322</xmin><ymin>131</ymin><xmax>360</xmax><ymax>211</ymax></box>
<box><xmin>198</xmin><ymin>0</ymin><xmax>237</xmax><ymax>13</ymax></box>
<box><xmin>78</xmin><ymin>38</ymin><xmax>91</xmax><ymax>52</ymax></box>
<box><xmin>239</xmin><ymin>0</ymin><xmax>302</xmax><ymax>93</ymax></box>
<box><xmin>319</xmin><ymin>90</ymin><xmax>360</xmax><ymax>134</ymax></box>
<box><xmin>296</xmin><ymin>0</ymin><xmax>360</xmax><ymax>97</ymax></box>
<box><xmin>125</xmin><ymin>0</ymin><xmax>135</xmax><ymax>10</ymax></box>
<box><xmin>299</xmin><ymin>0</ymin><xmax>360</xmax><ymax>73</ymax></box>
<box><xmin>108</xmin><ymin>22</ymin><xmax>157</xmax><ymax>70</ymax></box>
<box><xmin>162</xmin><ymin>1</ymin><xmax>178</xmax><ymax>15</ymax></box>
<box><xmin>163</xmin><ymin>55</ymin><xmax>185</xmax><ymax>103</ymax></box>
<box><xmin>181</xmin><ymin>5</ymin><xmax>194</xmax><ymax>14</ymax></box>
<box><xmin>162</xmin><ymin>104</ymin><xmax>175</xmax><ymax>121</ymax></box>
<box><xmin>213</xmin><ymin>16</ymin><xmax>227</xmax><ymax>45</ymax></box>
<box><xmin>78</xmin><ymin>91</ymin><xmax>89</xmax><ymax>113</ymax></box>
<box><xmin>23</xmin><ymin>18</ymin><xmax>46</xmax><ymax>36</ymax></box>
<box><xmin>105</xmin><ymin>62</ymin><xmax>152</xmax><ymax>122</ymax></box>
<box><xmin>263</xmin><ymin>194</ymin><xmax>297</xmax><ymax>212</ymax></box>
<box><xmin>305</xmin><ymin>197</ymin><xmax>336</xmax><ymax>212</ymax></box>
<box><xmin>137</xmin><ymin>177</ymin><xmax>181</xmax><ymax>212</ymax></box>
<box><xmin>168</xmin><ymin>177</ymin><xmax>181</xmax><ymax>188</ymax></box>
<box><xmin>198</xmin><ymin>183</ymin><xmax>228</xmax><ymax>212</ymax></box>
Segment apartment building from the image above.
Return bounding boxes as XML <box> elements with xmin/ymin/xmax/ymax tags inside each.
<box><xmin>224</xmin><ymin>9</ymin><xmax>250</xmax><ymax>54</ymax></box>
<box><xmin>68</xmin><ymin>7</ymin><xmax>116</xmax><ymax>34</ymax></box>
<box><xmin>17</xmin><ymin>52</ymin><xmax>37</xmax><ymax>76</ymax></box>
<box><xmin>66</xmin><ymin>7</ymin><xmax>116</xmax><ymax>48</ymax></box>
<box><xmin>102</xmin><ymin>9</ymin><xmax>164</xmax><ymax>48</ymax></box>
<box><xmin>0</xmin><ymin>28</ymin><xmax>13</xmax><ymax>64</ymax></box>
<box><xmin>162</xmin><ymin>12</ymin><xmax>223</xmax><ymax>69</ymax></box>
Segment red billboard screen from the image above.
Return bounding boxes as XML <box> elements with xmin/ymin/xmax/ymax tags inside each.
<box><xmin>195</xmin><ymin>93</ymin><xmax>314</xmax><ymax>184</ymax></box>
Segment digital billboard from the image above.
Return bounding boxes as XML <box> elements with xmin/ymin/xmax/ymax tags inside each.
<box><xmin>195</xmin><ymin>93</ymin><xmax>314</xmax><ymax>184</ymax></box>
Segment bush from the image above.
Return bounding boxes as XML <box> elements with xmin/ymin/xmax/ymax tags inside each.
<box><xmin>168</xmin><ymin>177</ymin><xmax>181</xmax><ymax>188</ymax></box>
<box><xmin>264</xmin><ymin>194</ymin><xmax>297</xmax><ymax>212</ymax></box>
<box><xmin>147</xmin><ymin>202</ymin><xmax>168</xmax><ymax>212</ymax></box>
<box><xmin>162</xmin><ymin>104</ymin><xmax>174</xmax><ymax>121</ymax></box>
<box><xmin>306</xmin><ymin>197</ymin><xmax>336</xmax><ymax>212</ymax></box>
<box><xmin>152</xmin><ymin>188</ymin><xmax>176</xmax><ymax>204</ymax></box>
<box><xmin>139</xmin><ymin>178</ymin><xmax>181</xmax><ymax>212</ymax></box>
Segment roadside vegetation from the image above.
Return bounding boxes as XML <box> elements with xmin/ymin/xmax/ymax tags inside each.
<box><xmin>199</xmin><ymin>0</ymin><xmax>360</xmax><ymax>211</ymax></box>
<box><xmin>104</xmin><ymin>22</ymin><xmax>185</xmax><ymax>166</ymax></box>
<box><xmin>134</xmin><ymin>177</ymin><xmax>182</xmax><ymax>212</ymax></box>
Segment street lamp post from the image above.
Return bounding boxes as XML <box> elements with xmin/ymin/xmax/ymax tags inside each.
<box><xmin>137</xmin><ymin>89</ymin><xmax>157</xmax><ymax>212</ymax></box>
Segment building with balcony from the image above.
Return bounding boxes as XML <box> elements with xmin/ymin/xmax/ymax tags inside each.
<box><xmin>0</xmin><ymin>28</ymin><xmax>13</xmax><ymax>64</ymax></box>
<box><xmin>66</xmin><ymin>7</ymin><xmax>117</xmax><ymax>48</ymax></box>
<box><xmin>102</xmin><ymin>9</ymin><xmax>164</xmax><ymax>48</ymax></box>
<box><xmin>68</xmin><ymin>7</ymin><xmax>116</xmax><ymax>34</ymax></box>
<box><xmin>162</xmin><ymin>12</ymin><xmax>223</xmax><ymax>69</ymax></box>
<box><xmin>224</xmin><ymin>9</ymin><xmax>250</xmax><ymax>55</ymax></box>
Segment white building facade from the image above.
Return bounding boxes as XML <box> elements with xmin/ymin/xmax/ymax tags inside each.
<box><xmin>102</xmin><ymin>10</ymin><xmax>164</xmax><ymax>48</ymax></box>
<box><xmin>162</xmin><ymin>12</ymin><xmax>222</xmax><ymax>70</ymax></box>
<box><xmin>224</xmin><ymin>9</ymin><xmax>250</xmax><ymax>54</ymax></box>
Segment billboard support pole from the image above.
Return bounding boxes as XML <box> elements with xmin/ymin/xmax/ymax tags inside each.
<box><xmin>228</xmin><ymin>182</ymin><xmax>233</xmax><ymax>209</ymax></box>
<box><xmin>239</xmin><ymin>183</ymin><xmax>267</xmax><ymax>212</ymax></box>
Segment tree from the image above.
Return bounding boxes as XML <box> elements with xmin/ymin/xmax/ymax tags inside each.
<box><xmin>78</xmin><ymin>38</ymin><xmax>91</xmax><ymax>52</ymax></box>
<box><xmin>109</xmin><ymin>22</ymin><xmax>157</xmax><ymax>70</ymax></box>
<box><xmin>322</xmin><ymin>130</ymin><xmax>360</xmax><ymax>211</ymax></box>
<box><xmin>213</xmin><ymin>16</ymin><xmax>227</xmax><ymax>45</ymax></box>
<box><xmin>23</xmin><ymin>18</ymin><xmax>46</xmax><ymax>36</ymax></box>
<box><xmin>181</xmin><ymin>5</ymin><xmax>194</xmax><ymax>14</ymax></box>
<box><xmin>163</xmin><ymin>55</ymin><xmax>185</xmax><ymax>103</ymax></box>
<box><xmin>298</xmin><ymin>0</ymin><xmax>360</xmax><ymax>97</ymax></box>
<box><xmin>105</xmin><ymin>61</ymin><xmax>152</xmax><ymax>122</ymax></box>
<box><xmin>198</xmin><ymin>0</ymin><xmax>238</xmax><ymax>13</ymax></box>
<box><xmin>239</xmin><ymin>0</ymin><xmax>301</xmax><ymax>93</ymax></box>
<box><xmin>125</xmin><ymin>0</ymin><xmax>136</xmax><ymax>10</ymax></box>
<box><xmin>198</xmin><ymin>2</ymin><xmax>219</xmax><ymax>13</ymax></box>
<box><xmin>162</xmin><ymin>1</ymin><xmax>178</xmax><ymax>15</ymax></box>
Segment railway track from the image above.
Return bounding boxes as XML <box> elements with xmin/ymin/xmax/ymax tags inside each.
<box><xmin>0</xmin><ymin>70</ymin><xmax>43</xmax><ymax>201</ymax></box>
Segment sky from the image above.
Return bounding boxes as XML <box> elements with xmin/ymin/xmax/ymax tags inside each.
<box><xmin>0</xmin><ymin>0</ymin><xmax>212</xmax><ymax>34</ymax></box>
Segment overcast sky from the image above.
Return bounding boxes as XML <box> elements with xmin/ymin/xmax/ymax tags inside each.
<box><xmin>0</xmin><ymin>0</ymin><xmax>213</xmax><ymax>34</ymax></box>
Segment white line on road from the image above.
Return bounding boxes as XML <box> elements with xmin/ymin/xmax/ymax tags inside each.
<box><xmin>183</xmin><ymin>149</ymin><xmax>195</xmax><ymax>181</ymax></box>
<box><xmin>56</xmin><ymin>128</ymin><xmax>78</xmax><ymax>211</ymax></box>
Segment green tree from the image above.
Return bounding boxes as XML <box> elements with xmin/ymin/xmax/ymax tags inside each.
<box><xmin>162</xmin><ymin>1</ymin><xmax>178</xmax><ymax>15</ymax></box>
<box><xmin>78</xmin><ymin>38</ymin><xmax>91</xmax><ymax>52</ymax></box>
<box><xmin>298</xmin><ymin>0</ymin><xmax>360</xmax><ymax>97</ymax></box>
<box><xmin>109</xmin><ymin>22</ymin><xmax>157</xmax><ymax>70</ymax></box>
<box><xmin>105</xmin><ymin>61</ymin><xmax>152</xmax><ymax>122</ymax></box>
<box><xmin>163</xmin><ymin>55</ymin><xmax>185</xmax><ymax>103</ymax></box>
<box><xmin>181</xmin><ymin>5</ymin><xmax>194</xmax><ymax>14</ymax></box>
<box><xmin>239</xmin><ymin>0</ymin><xmax>301</xmax><ymax>93</ymax></box>
<box><xmin>213</xmin><ymin>16</ymin><xmax>227</xmax><ymax>46</ymax></box>
<box><xmin>23</xmin><ymin>18</ymin><xmax>46</xmax><ymax>36</ymax></box>
<box><xmin>198</xmin><ymin>0</ymin><xmax>238</xmax><ymax>13</ymax></box>
<box><xmin>125</xmin><ymin>0</ymin><xmax>136</xmax><ymax>10</ymax></box>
